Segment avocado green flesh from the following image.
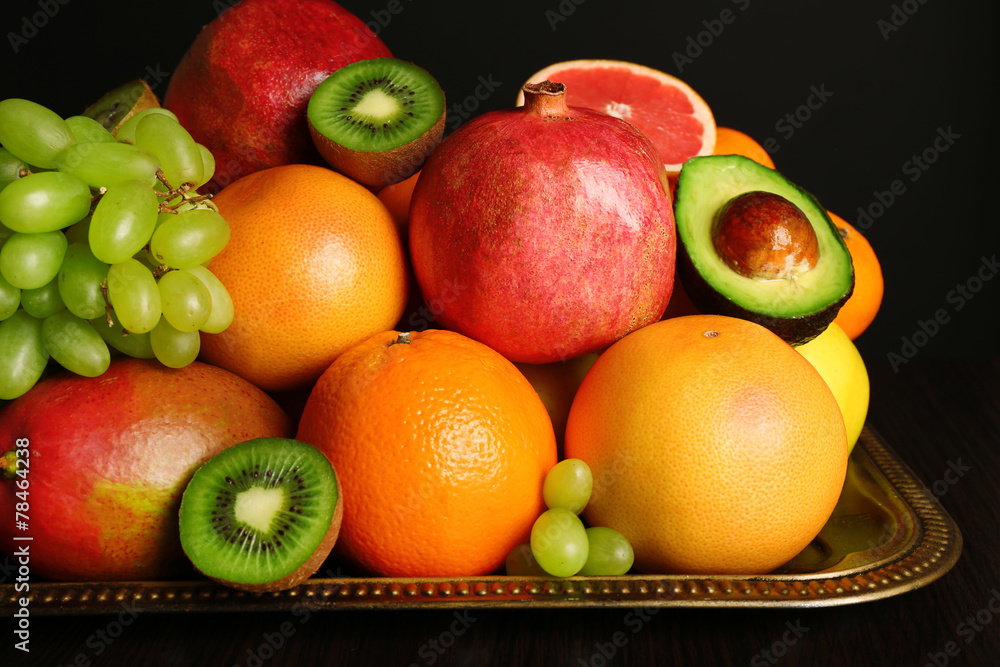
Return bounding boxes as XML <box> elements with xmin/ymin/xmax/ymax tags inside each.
<box><xmin>674</xmin><ymin>155</ymin><xmax>854</xmax><ymax>341</ymax></box>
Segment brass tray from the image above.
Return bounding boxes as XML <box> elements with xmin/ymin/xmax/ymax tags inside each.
<box><xmin>1</xmin><ymin>425</ymin><xmax>962</xmax><ymax>615</ymax></box>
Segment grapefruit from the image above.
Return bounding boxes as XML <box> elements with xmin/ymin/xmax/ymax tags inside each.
<box><xmin>564</xmin><ymin>315</ymin><xmax>849</xmax><ymax>575</ymax></box>
<box><xmin>516</xmin><ymin>59</ymin><xmax>716</xmax><ymax>178</ymax></box>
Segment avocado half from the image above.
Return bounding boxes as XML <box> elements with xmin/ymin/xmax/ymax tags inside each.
<box><xmin>674</xmin><ymin>155</ymin><xmax>854</xmax><ymax>345</ymax></box>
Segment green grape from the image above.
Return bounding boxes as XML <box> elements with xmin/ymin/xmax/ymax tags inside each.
<box><xmin>149</xmin><ymin>208</ymin><xmax>230</xmax><ymax>269</ymax></box>
<box><xmin>64</xmin><ymin>115</ymin><xmax>116</xmax><ymax>144</ymax></box>
<box><xmin>543</xmin><ymin>458</ymin><xmax>593</xmax><ymax>514</ymax></box>
<box><xmin>55</xmin><ymin>141</ymin><xmax>161</xmax><ymax>189</ymax></box>
<box><xmin>0</xmin><ymin>148</ymin><xmax>28</xmax><ymax>192</ymax></box>
<box><xmin>0</xmin><ymin>221</ymin><xmax>14</xmax><ymax>247</ymax></box>
<box><xmin>21</xmin><ymin>277</ymin><xmax>65</xmax><ymax>318</ymax></box>
<box><xmin>0</xmin><ymin>98</ymin><xmax>76</xmax><ymax>169</ymax></box>
<box><xmin>530</xmin><ymin>508</ymin><xmax>589</xmax><ymax>578</ymax></box>
<box><xmin>577</xmin><ymin>527</ymin><xmax>635</xmax><ymax>576</ymax></box>
<box><xmin>58</xmin><ymin>242</ymin><xmax>110</xmax><ymax>320</ymax></box>
<box><xmin>150</xmin><ymin>317</ymin><xmax>200</xmax><ymax>368</ymax></box>
<box><xmin>63</xmin><ymin>215</ymin><xmax>91</xmax><ymax>245</ymax></box>
<box><xmin>0</xmin><ymin>310</ymin><xmax>49</xmax><ymax>400</ymax></box>
<box><xmin>158</xmin><ymin>269</ymin><xmax>211</xmax><ymax>332</ymax></box>
<box><xmin>0</xmin><ymin>171</ymin><xmax>92</xmax><ymax>233</ymax></box>
<box><xmin>106</xmin><ymin>259</ymin><xmax>160</xmax><ymax>333</ymax></box>
<box><xmin>41</xmin><ymin>310</ymin><xmax>111</xmax><ymax>378</ymax></box>
<box><xmin>91</xmin><ymin>315</ymin><xmax>154</xmax><ymax>359</ymax></box>
<box><xmin>183</xmin><ymin>265</ymin><xmax>234</xmax><ymax>333</ymax></box>
<box><xmin>89</xmin><ymin>179</ymin><xmax>159</xmax><ymax>264</ymax></box>
<box><xmin>505</xmin><ymin>543</ymin><xmax>547</xmax><ymax>576</ymax></box>
<box><xmin>133</xmin><ymin>113</ymin><xmax>204</xmax><ymax>189</ymax></box>
<box><xmin>197</xmin><ymin>144</ymin><xmax>216</xmax><ymax>187</ymax></box>
<box><xmin>0</xmin><ymin>230</ymin><xmax>68</xmax><ymax>289</ymax></box>
<box><xmin>0</xmin><ymin>272</ymin><xmax>20</xmax><ymax>320</ymax></box>
<box><xmin>114</xmin><ymin>108</ymin><xmax>178</xmax><ymax>145</ymax></box>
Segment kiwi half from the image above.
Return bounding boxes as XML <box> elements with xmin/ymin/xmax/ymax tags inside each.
<box><xmin>82</xmin><ymin>79</ymin><xmax>161</xmax><ymax>135</ymax></box>
<box><xmin>178</xmin><ymin>437</ymin><xmax>343</xmax><ymax>592</ymax></box>
<box><xmin>307</xmin><ymin>57</ymin><xmax>446</xmax><ymax>190</ymax></box>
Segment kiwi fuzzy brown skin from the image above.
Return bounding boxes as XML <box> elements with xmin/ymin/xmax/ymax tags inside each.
<box><xmin>199</xmin><ymin>470</ymin><xmax>344</xmax><ymax>594</ymax></box>
<box><xmin>309</xmin><ymin>107</ymin><xmax>445</xmax><ymax>191</ymax></box>
<box><xmin>83</xmin><ymin>78</ymin><xmax>161</xmax><ymax>134</ymax></box>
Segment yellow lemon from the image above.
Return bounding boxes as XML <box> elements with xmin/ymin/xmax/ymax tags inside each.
<box><xmin>795</xmin><ymin>322</ymin><xmax>870</xmax><ymax>452</ymax></box>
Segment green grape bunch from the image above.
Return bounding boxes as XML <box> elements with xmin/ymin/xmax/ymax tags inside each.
<box><xmin>0</xmin><ymin>96</ymin><xmax>236</xmax><ymax>400</ymax></box>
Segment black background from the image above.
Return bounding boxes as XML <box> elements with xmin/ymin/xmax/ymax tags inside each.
<box><xmin>2</xmin><ymin>3</ymin><xmax>999</xmax><ymax>666</ymax></box>
<box><xmin>3</xmin><ymin>0</ymin><xmax>997</xmax><ymax>369</ymax></box>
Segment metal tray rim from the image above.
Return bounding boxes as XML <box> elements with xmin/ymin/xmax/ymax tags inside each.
<box><xmin>0</xmin><ymin>425</ymin><xmax>963</xmax><ymax>615</ymax></box>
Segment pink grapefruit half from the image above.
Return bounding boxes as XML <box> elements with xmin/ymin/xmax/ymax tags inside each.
<box><xmin>516</xmin><ymin>59</ymin><xmax>716</xmax><ymax>178</ymax></box>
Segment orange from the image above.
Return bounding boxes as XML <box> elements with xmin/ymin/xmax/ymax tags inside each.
<box><xmin>296</xmin><ymin>329</ymin><xmax>558</xmax><ymax>577</ymax></box>
<box><xmin>376</xmin><ymin>170</ymin><xmax>420</xmax><ymax>237</ymax></box>
<box><xmin>713</xmin><ymin>126</ymin><xmax>776</xmax><ymax>169</ymax></box>
<box><xmin>516</xmin><ymin>59</ymin><xmax>716</xmax><ymax>178</ymax></box>
<box><xmin>564</xmin><ymin>315</ymin><xmax>848</xmax><ymax>575</ymax></box>
<box><xmin>199</xmin><ymin>164</ymin><xmax>408</xmax><ymax>393</ymax></box>
<box><xmin>828</xmin><ymin>211</ymin><xmax>884</xmax><ymax>339</ymax></box>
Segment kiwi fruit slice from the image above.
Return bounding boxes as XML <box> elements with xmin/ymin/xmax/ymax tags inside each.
<box><xmin>83</xmin><ymin>78</ymin><xmax>161</xmax><ymax>135</ymax></box>
<box><xmin>307</xmin><ymin>57</ymin><xmax>446</xmax><ymax>190</ymax></box>
<box><xmin>178</xmin><ymin>437</ymin><xmax>343</xmax><ymax>592</ymax></box>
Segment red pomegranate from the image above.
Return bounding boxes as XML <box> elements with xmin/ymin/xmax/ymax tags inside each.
<box><xmin>164</xmin><ymin>0</ymin><xmax>392</xmax><ymax>193</ymax></box>
<box><xmin>408</xmin><ymin>81</ymin><xmax>676</xmax><ymax>363</ymax></box>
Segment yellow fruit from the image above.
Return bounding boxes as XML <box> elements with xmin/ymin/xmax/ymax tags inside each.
<box><xmin>794</xmin><ymin>322</ymin><xmax>870</xmax><ymax>453</ymax></box>
<box><xmin>564</xmin><ymin>315</ymin><xmax>848</xmax><ymax>575</ymax></box>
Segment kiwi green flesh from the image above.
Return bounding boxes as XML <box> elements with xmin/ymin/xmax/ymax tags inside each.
<box><xmin>178</xmin><ymin>437</ymin><xmax>342</xmax><ymax>592</ymax></box>
<box><xmin>308</xmin><ymin>58</ymin><xmax>445</xmax><ymax>152</ymax></box>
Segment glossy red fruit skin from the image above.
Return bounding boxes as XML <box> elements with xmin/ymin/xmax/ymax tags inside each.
<box><xmin>163</xmin><ymin>0</ymin><xmax>392</xmax><ymax>193</ymax></box>
<box><xmin>408</xmin><ymin>84</ymin><xmax>676</xmax><ymax>364</ymax></box>
<box><xmin>0</xmin><ymin>359</ymin><xmax>292</xmax><ymax>581</ymax></box>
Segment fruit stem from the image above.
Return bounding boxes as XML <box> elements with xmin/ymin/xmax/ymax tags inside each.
<box><xmin>1</xmin><ymin>450</ymin><xmax>20</xmax><ymax>480</ymax></box>
<box><xmin>99</xmin><ymin>279</ymin><xmax>115</xmax><ymax>328</ymax></box>
<box><xmin>521</xmin><ymin>81</ymin><xmax>571</xmax><ymax>119</ymax></box>
<box><xmin>394</xmin><ymin>332</ymin><xmax>412</xmax><ymax>345</ymax></box>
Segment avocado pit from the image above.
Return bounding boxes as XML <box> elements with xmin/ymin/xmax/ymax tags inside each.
<box><xmin>712</xmin><ymin>191</ymin><xmax>819</xmax><ymax>281</ymax></box>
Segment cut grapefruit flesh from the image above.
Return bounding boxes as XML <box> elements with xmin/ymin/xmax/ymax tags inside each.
<box><xmin>517</xmin><ymin>59</ymin><xmax>716</xmax><ymax>177</ymax></box>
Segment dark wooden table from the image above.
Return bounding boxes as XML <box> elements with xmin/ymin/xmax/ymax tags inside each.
<box><xmin>4</xmin><ymin>356</ymin><xmax>998</xmax><ymax>666</ymax></box>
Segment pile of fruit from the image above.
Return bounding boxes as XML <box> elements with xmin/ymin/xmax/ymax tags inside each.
<box><xmin>0</xmin><ymin>0</ymin><xmax>884</xmax><ymax>591</ymax></box>
<box><xmin>0</xmin><ymin>90</ymin><xmax>233</xmax><ymax>398</ymax></box>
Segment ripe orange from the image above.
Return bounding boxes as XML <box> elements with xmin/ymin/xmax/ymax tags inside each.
<box><xmin>199</xmin><ymin>164</ymin><xmax>408</xmax><ymax>393</ymax></box>
<box><xmin>828</xmin><ymin>211</ymin><xmax>884</xmax><ymax>339</ymax></box>
<box><xmin>516</xmin><ymin>59</ymin><xmax>715</xmax><ymax>178</ymax></box>
<box><xmin>296</xmin><ymin>329</ymin><xmax>558</xmax><ymax>577</ymax></box>
<box><xmin>564</xmin><ymin>315</ymin><xmax>848</xmax><ymax>575</ymax></box>
<box><xmin>713</xmin><ymin>126</ymin><xmax>776</xmax><ymax>169</ymax></box>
